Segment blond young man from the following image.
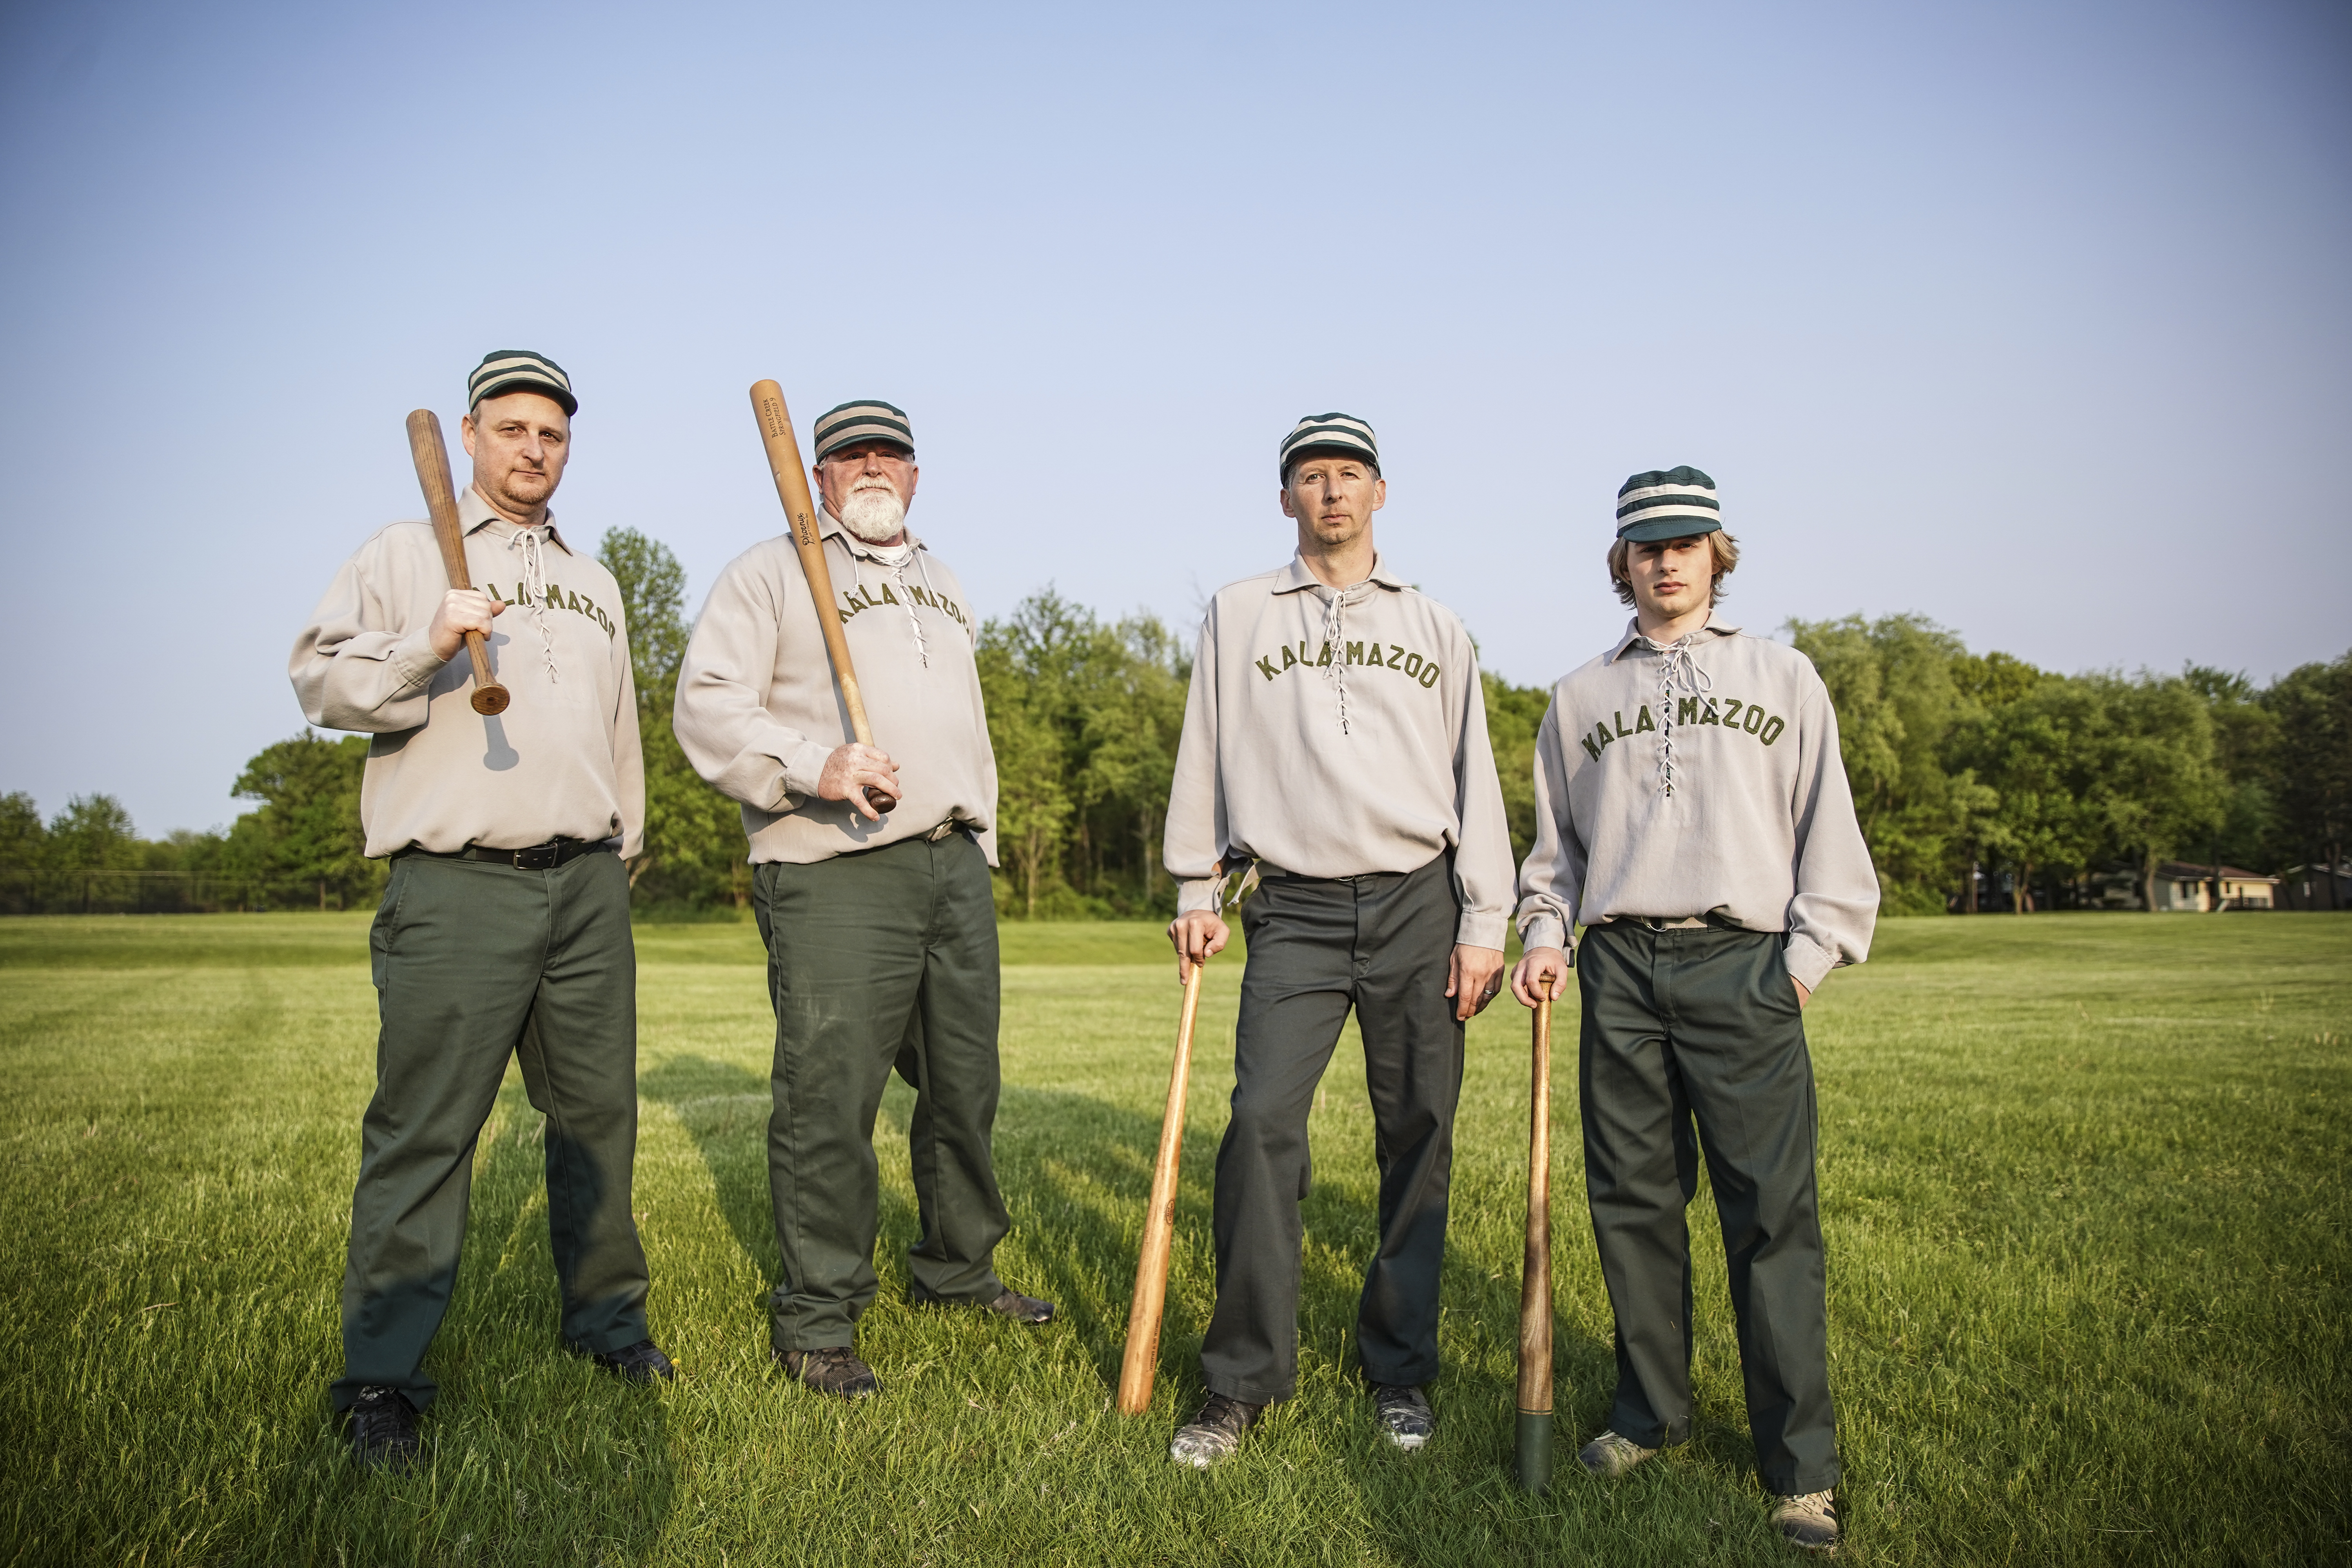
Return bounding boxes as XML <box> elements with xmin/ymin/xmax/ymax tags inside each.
<box><xmin>1509</xmin><ymin>466</ymin><xmax>1878</xmax><ymax>1553</ymax></box>
<box><xmin>293</xmin><ymin>350</ymin><xmax>670</xmax><ymax>1471</ymax></box>
<box><xmin>1162</xmin><ymin>414</ymin><xmax>1515</xmax><ymax>1465</ymax></box>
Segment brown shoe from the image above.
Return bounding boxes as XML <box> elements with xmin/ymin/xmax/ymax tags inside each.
<box><xmin>776</xmin><ymin>1345</ymin><xmax>878</xmax><ymax>1399</ymax></box>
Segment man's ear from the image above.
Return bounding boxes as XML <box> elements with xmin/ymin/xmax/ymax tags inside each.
<box><xmin>1279</xmin><ymin>486</ymin><xmax>1298</xmax><ymax>519</ymax></box>
<box><xmin>1369</xmin><ymin>477</ymin><xmax>1387</xmax><ymax>513</ymax></box>
<box><xmin>459</xmin><ymin>414</ymin><xmax>478</xmax><ymax>459</ymax></box>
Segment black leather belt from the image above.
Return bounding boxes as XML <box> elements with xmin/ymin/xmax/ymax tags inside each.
<box><xmin>398</xmin><ymin>837</ymin><xmax>613</xmax><ymax>871</ymax></box>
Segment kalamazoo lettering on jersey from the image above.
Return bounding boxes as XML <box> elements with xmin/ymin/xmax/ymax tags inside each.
<box><xmin>837</xmin><ymin>579</ymin><xmax>973</xmax><ymax>633</ymax></box>
<box><xmin>1256</xmin><ymin>639</ymin><xmax>1442</xmax><ymax>688</ymax></box>
<box><xmin>1578</xmin><ymin>696</ymin><xmax>1785</xmax><ymax>761</ymax></box>
<box><xmin>482</xmin><ymin>581</ymin><xmax>616</xmax><ymax>639</ymax></box>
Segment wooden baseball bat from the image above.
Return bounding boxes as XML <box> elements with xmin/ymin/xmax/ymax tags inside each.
<box><xmin>1116</xmin><ymin>957</ymin><xmax>1207</xmax><ymax>1415</ymax></box>
<box><xmin>1515</xmin><ymin>973</ymin><xmax>1556</xmax><ymax>1491</ymax></box>
<box><xmin>748</xmin><ymin>379</ymin><xmax>893</xmax><ymax>815</ymax></box>
<box><xmin>406</xmin><ymin>410</ymin><xmax>510</xmax><ymax>716</ymax></box>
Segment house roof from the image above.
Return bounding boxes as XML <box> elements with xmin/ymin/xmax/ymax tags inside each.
<box><xmin>2155</xmin><ymin>860</ymin><xmax>2279</xmax><ymax>883</ymax></box>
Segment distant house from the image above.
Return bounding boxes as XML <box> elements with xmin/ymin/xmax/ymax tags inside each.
<box><xmin>2278</xmin><ymin>863</ymin><xmax>2352</xmax><ymax>911</ymax></box>
<box><xmin>2088</xmin><ymin>862</ymin><xmax>2280</xmax><ymax>911</ymax></box>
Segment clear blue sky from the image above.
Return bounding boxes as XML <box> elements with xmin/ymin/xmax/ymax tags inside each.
<box><xmin>2</xmin><ymin>0</ymin><xmax>2345</xmax><ymax>837</ymax></box>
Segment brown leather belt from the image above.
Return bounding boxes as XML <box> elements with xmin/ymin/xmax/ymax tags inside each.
<box><xmin>397</xmin><ymin>837</ymin><xmax>613</xmax><ymax>871</ymax></box>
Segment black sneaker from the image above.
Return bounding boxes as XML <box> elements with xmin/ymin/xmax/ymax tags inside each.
<box><xmin>347</xmin><ymin>1385</ymin><xmax>419</xmax><ymax>1471</ymax></box>
<box><xmin>984</xmin><ymin>1289</ymin><xmax>1055</xmax><ymax>1325</ymax></box>
<box><xmin>1169</xmin><ymin>1392</ymin><xmax>1263</xmax><ymax>1468</ymax></box>
<box><xmin>592</xmin><ymin>1339</ymin><xmax>676</xmax><ymax>1384</ymax></box>
<box><xmin>777</xmin><ymin>1345</ymin><xmax>880</xmax><ymax>1399</ymax></box>
<box><xmin>1369</xmin><ymin>1383</ymin><xmax>1434</xmax><ymax>1450</ymax></box>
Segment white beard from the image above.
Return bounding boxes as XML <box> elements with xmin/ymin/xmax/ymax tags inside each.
<box><xmin>838</xmin><ymin>486</ymin><xmax>907</xmax><ymax>544</ymax></box>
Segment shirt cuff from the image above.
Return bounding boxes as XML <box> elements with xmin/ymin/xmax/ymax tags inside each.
<box><xmin>1176</xmin><ymin>877</ymin><xmax>1221</xmax><ymax>917</ymax></box>
<box><xmin>776</xmin><ymin>739</ymin><xmax>835</xmax><ymax>805</ymax></box>
<box><xmin>1454</xmin><ymin>910</ymin><xmax>1507</xmax><ymax>950</ymax></box>
<box><xmin>388</xmin><ymin>625</ymin><xmax>449</xmax><ymax>693</ymax></box>
<box><xmin>1517</xmin><ymin>912</ymin><xmax>1569</xmax><ymax>955</ymax></box>
<box><xmin>1784</xmin><ymin>934</ymin><xmax>1839</xmax><ymax>993</ymax></box>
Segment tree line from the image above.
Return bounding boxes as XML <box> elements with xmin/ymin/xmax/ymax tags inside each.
<box><xmin>4</xmin><ymin>528</ymin><xmax>2345</xmax><ymax>916</ymax></box>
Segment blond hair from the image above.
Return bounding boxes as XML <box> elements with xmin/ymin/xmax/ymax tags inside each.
<box><xmin>1608</xmin><ymin>530</ymin><xmax>1740</xmax><ymax>608</ymax></box>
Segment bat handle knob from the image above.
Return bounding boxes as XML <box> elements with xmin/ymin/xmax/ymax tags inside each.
<box><xmin>866</xmin><ymin>787</ymin><xmax>896</xmax><ymax>815</ymax></box>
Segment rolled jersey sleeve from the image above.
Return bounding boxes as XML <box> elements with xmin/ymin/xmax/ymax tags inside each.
<box><xmin>1162</xmin><ymin>610</ymin><xmax>1227</xmax><ymax>918</ymax></box>
<box><xmin>289</xmin><ymin>547</ymin><xmax>449</xmax><ymax>733</ymax></box>
<box><xmin>1447</xmin><ymin>648</ymin><xmax>1514</xmax><ymax>950</ymax></box>
<box><xmin>1782</xmin><ymin>682</ymin><xmax>1880</xmax><ymax>991</ymax></box>
<box><xmin>1513</xmin><ymin>700</ymin><xmax>1589</xmax><ymax>959</ymax></box>
<box><xmin>672</xmin><ymin>559</ymin><xmax>836</xmax><ymax>811</ymax></box>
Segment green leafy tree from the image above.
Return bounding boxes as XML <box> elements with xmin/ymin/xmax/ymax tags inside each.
<box><xmin>228</xmin><ymin>734</ymin><xmax>378</xmax><ymax>908</ymax></box>
<box><xmin>2263</xmin><ymin>653</ymin><xmax>2352</xmax><ymax>886</ymax></box>
<box><xmin>47</xmin><ymin>794</ymin><xmax>144</xmax><ymax>870</ymax></box>
<box><xmin>1485</xmin><ymin>672</ymin><xmax>1552</xmax><ymax>867</ymax></box>
<box><xmin>0</xmin><ymin>792</ymin><xmax>44</xmax><ymax>869</ymax></box>
<box><xmin>2085</xmin><ymin>673</ymin><xmax>2225</xmax><ymax>911</ymax></box>
<box><xmin>2184</xmin><ymin>665</ymin><xmax>2282</xmax><ymax>880</ymax></box>
<box><xmin>598</xmin><ymin>527</ymin><xmax>744</xmax><ymax>907</ymax></box>
<box><xmin>1788</xmin><ymin>615</ymin><xmax>1996</xmax><ymax>913</ymax></box>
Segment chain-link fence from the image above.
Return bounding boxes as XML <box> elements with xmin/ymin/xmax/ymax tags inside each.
<box><xmin>0</xmin><ymin>870</ymin><xmax>363</xmax><ymax>915</ymax></box>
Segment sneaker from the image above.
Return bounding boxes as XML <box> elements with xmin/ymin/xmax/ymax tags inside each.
<box><xmin>591</xmin><ymin>1339</ymin><xmax>676</xmax><ymax>1384</ymax></box>
<box><xmin>777</xmin><ymin>1345</ymin><xmax>880</xmax><ymax>1399</ymax></box>
<box><xmin>1577</xmin><ymin>1428</ymin><xmax>1657</xmax><ymax>1479</ymax></box>
<box><xmin>347</xmin><ymin>1385</ymin><xmax>420</xmax><ymax>1472</ymax></box>
<box><xmin>984</xmin><ymin>1289</ymin><xmax>1056</xmax><ymax>1325</ymax></box>
<box><xmin>1770</xmin><ymin>1490</ymin><xmax>1840</xmax><ymax>1553</ymax></box>
<box><xmin>1168</xmin><ymin>1393</ymin><xmax>1263</xmax><ymax>1468</ymax></box>
<box><xmin>1369</xmin><ymin>1383</ymin><xmax>1435</xmax><ymax>1451</ymax></box>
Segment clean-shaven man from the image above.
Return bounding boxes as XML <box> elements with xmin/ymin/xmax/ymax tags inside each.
<box><xmin>674</xmin><ymin>399</ymin><xmax>1051</xmax><ymax>1401</ymax></box>
<box><xmin>1162</xmin><ymin>414</ymin><xmax>1515</xmax><ymax>1465</ymax></box>
<box><xmin>1510</xmin><ymin>466</ymin><xmax>1878</xmax><ymax>1553</ymax></box>
<box><xmin>293</xmin><ymin>350</ymin><xmax>671</xmax><ymax>1471</ymax></box>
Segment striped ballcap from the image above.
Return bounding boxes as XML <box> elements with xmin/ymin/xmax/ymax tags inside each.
<box><xmin>813</xmin><ymin>399</ymin><xmax>915</xmax><ymax>462</ymax></box>
<box><xmin>467</xmin><ymin>349</ymin><xmax>575</xmax><ymax>416</ymax></box>
<box><xmin>1615</xmin><ymin>466</ymin><xmax>1721</xmax><ymax>541</ymax></box>
<box><xmin>1279</xmin><ymin>412</ymin><xmax>1380</xmax><ymax>479</ymax></box>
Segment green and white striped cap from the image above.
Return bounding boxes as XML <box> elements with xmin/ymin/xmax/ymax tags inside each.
<box><xmin>467</xmin><ymin>349</ymin><xmax>575</xmax><ymax>415</ymax></box>
<box><xmin>1279</xmin><ymin>412</ymin><xmax>1380</xmax><ymax>479</ymax></box>
<box><xmin>1615</xmin><ymin>466</ymin><xmax>1721</xmax><ymax>541</ymax></box>
<box><xmin>813</xmin><ymin>399</ymin><xmax>915</xmax><ymax>461</ymax></box>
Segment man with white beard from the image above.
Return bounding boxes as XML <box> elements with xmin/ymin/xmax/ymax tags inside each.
<box><xmin>674</xmin><ymin>399</ymin><xmax>1051</xmax><ymax>1400</ymax></box>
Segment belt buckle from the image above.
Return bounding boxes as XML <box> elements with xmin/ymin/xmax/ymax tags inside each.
<box><xmin>514</xmin><ymin>841</ymin><xmax>561</xmax><ymax>871</ymax></box>
<box><xmin>924</xmin><ymin>819</ymin><xmax>958</xmax><ymax>844</ymax></box>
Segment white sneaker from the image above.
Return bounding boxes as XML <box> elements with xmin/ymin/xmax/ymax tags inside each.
<box><xmin>1769</xmin><ymin>1490</ymin><xmax>1840</xmax><ymax>1554</ymax></box>
<box><xmin>1576</xmin><ymin>1428</ymin><xmax>1657</xmax><ymax>1478</ymax></box>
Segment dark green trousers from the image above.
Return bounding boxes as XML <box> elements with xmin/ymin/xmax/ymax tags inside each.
<box><xmin>332</xmin><ymin>849</ymin><xmax>650</xmax><ymax>1413</ymax></box>
<box><xmin>1201</xmin><ymin>854</ymin><xmax>1465</xmax><ymax>1405</ymax></box>
<box><xmin>1577</xmin><ymin>920</ymin><xmax>1839</xmax><ymax>1495</ymax></box>
<box><xmin>752</xmin><ymin>831</ymin><xmax>1010</xmax><ymax>1353</ymax></box>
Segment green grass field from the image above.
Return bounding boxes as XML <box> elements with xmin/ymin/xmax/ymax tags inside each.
<box><xmin>1</xmin><ymin>913</ymin><xmax>2346</xmax><ymax>1566</ymax></box>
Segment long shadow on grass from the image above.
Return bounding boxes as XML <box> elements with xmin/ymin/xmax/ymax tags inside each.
<box><xmin>638</xmin><ymin>1054</ymin><xmax>922</xmax><ymax>1316</ymax></box>
<box><xmin>272</xmin><ymin>1078</ymin><xmax>678</xmax><ymax>1564</ymax></box>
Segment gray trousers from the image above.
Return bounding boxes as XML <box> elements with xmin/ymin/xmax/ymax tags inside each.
<box><xmin>751</xmin><ymin>831</ymin><xmax>1010</xmax><ymax>1353</ymax></box>
<box><xmin>333</xmin><ymin>849</ymin><xmax>650</xmax><ymax>1413</ymax></box>
<box><xmin>1577</xmin><ymin>919</ymin><xmax>1840</xmax><ymax>1495</ymax></box>
<box><xmin>1200</xmin><ymin>853</ymin><xmax>1465</xmax><ymax>1405</ymax></box>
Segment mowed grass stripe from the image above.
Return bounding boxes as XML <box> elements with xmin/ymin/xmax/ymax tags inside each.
<box><xmin>0</xmin><ymin>914</ymin><xmax>2345</xmax><ymax>1564</ymax></box>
